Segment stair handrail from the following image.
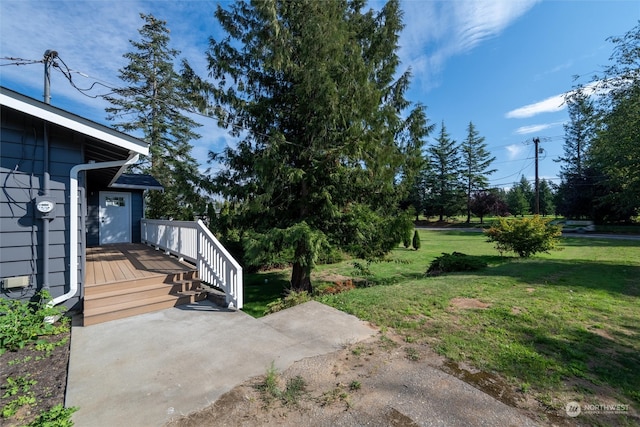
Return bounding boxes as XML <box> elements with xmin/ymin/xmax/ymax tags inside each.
<box><xmin>140</xmin><ymin>219</ymin><xmax>243</xmax><ymax>309</ymax></box>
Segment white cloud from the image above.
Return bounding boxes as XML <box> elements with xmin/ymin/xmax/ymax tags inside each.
<box><xmin>504</xmin><ymin>78</ymin><xmax>614</xmax><ymax>119</ymax></box>
<box><xmin>505</xmin><ymin>143</ymin><xmax>526</xmax><ymax>160</ymax></box>
<box><xmin>505</xmin><ymin>93</ymin><xmax>566</xmax><ymax>119</ymax></box>
<box><xmin>515</xmin><ymin>121</ymin><xmax>564</xmax><ymax>135</ymax></box>
<box><xmin>400</xmin><ymin>0</ymin><xmax>541</xmax><ymax>89</ymax></box>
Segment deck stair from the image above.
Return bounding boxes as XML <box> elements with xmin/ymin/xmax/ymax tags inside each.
<box><xmin>83</xmin><ymin>244</ymin><xmax>208</xmax><ymax>326</ymax></box>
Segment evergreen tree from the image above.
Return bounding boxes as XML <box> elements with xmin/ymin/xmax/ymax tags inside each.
<box><xmin>404</xmin><ymin>160</ymin><xmax>431</xmax><ymax>220</ymax></box>
<box><xmin>506</xmin><ymin>177</ymin><xmax>531</xmax><ymax>217</ymax></box>
<box><xmin>538</xmin><ymin>179</ymin><xmax>556</xmax><ymax>217</ymax></box>
<box><xmin>424</xmin><ymin>122</ymin><xmax>464</xmax><ymax>221</ymax></box>
<box><xmin>558</xmin><ymin>90</ymin><xmax>595</xmax><ymax>178</ymax></box>
<box><xmin>205</xmin><ymin>0</ymin><xmax>427</xmax><ymax>291</ymax></box>
<box><xmin>105</xmin><ymin>14</ymin><xmax>206</xmax><ymax>220</ymax></box>
<box><xmin>459</xmin><ymin>122</ymin><xmax>496</xmax><ymax>223</ymax></box>
<box><xmin>555</xmin><ymin>89</ymin><xmax>596</xmax><ymax>218</ymax></box>
<box><xmin>412</xmin><ymin>229</ymin><xmax>421</xmax><ymax>250</ymax></box>
<box><xmin>571</xmin><ymin>22</ymin><xmax>640</xmax><ymax>220</ymax></box>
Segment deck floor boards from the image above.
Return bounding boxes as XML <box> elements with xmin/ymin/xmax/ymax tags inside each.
<box><xmin>86</xmin><ymin>244</ymin><xmax>195</xmax><ymax>286</ymax></box>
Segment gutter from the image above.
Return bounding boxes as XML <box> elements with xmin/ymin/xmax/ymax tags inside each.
<box><xmin>50</xmin><ymin>153</ymin><xmax>139</xmax><ymax>306</ymax></box>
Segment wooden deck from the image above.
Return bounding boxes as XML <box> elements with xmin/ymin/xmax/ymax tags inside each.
<box><xmin>83</xmin><ymin>244</ymin><xmax>205</xmax><ymax>325</ymax></box>
<box><xmin>86</xmin><ymin>243</ymin><xmax>196</xmax><ymax>286</ymax></box>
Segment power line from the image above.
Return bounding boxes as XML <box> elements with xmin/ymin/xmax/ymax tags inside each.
<box><xmin>0</xmin><ymin>56</ymin><xmax>43</xmax><ymax>66</ymax></box>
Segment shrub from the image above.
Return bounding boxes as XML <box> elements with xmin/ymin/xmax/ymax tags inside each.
<box><xmin>403</xmin><ymin>230</ymin><xmax>412</xmax><ymax>248</ymax></box>
<box><xmin>412</xmin><ymin>230</ymin><xmax>421</xmax><ymax>250</ymax></box>
<box><xmin>426</xmin><ymin>252</ymin><xmax>487</xmax><ymax>276</ymax></box>
<box><xmin>0</xmin><ymin>291</ymin><xmax>69</xmax><ymax>355</ymax></box>
<box><xmin>264</xmin><ymin>290</ymin><xmax>311</xmax><ymax>315</ymax></box>
<box><xmin>484</xmin><ymin>216</ymin><xmax>562</xmax><ymax>257</ymax></box>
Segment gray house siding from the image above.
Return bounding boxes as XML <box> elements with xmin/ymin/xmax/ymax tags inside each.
<box><xmin>1</xmin><ymin>107</ymin><xmax>82</xmax><ymax>308</ymax></box>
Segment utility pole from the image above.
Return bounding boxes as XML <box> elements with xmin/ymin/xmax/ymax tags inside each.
<box><xmin>533</xmin><ymin>137</ymin><xmax>540</xmax><ymax>215</ymax></box>
<box><xmin>43</xmin><ymin>50</ymin><xmax>57</xmax><ymax>104</ymax></box>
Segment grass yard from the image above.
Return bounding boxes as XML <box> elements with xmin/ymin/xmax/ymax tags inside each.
<box><xmin>242</xmin><ymin>230</ymin><xmax>640</xmax><ymax>421</ymax></box>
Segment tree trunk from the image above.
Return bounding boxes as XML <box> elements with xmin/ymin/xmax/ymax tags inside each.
<box><xmin>290</xmin><ymin>261</ymin><xmax>312</xmax><ymax>293</ymax></box>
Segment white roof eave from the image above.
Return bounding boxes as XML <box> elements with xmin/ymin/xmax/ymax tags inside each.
<box><xmin>0</xmin><ymin>87</ymin><xmax>149</xmax><ymax>156</ymax></box>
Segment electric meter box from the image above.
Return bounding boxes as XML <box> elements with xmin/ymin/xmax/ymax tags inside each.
<box><xmin>35</xmin><ymin>196</ymin><xmax>57</xmax><ymax>218</ymax></box>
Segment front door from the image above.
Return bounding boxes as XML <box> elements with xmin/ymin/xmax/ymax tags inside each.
<box><xmin>99</xmin><ymin>192</ymin><xmax>131</xmax><ymax>244</ymax></box>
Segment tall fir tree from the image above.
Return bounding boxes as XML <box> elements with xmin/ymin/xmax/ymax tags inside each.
<box><xmin>424</xmin><ymin>122</ymin><xmax>464</xmax><ymax>221</ymax></box>
<box><xmin>589</xmin><ymin>22</ymin><xmax>640</xmax><ymax>219</ymax></box>
<box><xmin>105</xmin><ymin>14</ymin><xmax>205</xmax><ymax>220</ymax></box>
<box><xmin>459</xmin><ymin>122</ymin><xmax>496</xmax><ymax>223</ymax></box>
<box><xmin>206</xmin><ymin>0</ymin><xmax>428</xmax><ymax>291</ymax></box>
<box><xmin>558</xmin><ymin>90</ymin><xmax>595</xmax><ymax>178</ymax></box>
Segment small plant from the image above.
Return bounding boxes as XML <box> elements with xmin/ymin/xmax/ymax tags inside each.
<box><xmin>484</xmin><ymin>216</ymin><xmax>562</xmax><ymax>257</ymax></box>
<box><xmin>8</xmin><ymin>356</ymin><xmax>33</xmax><ymax>366</ymax></box>
<box><xmin>2</xmin><ymin>394</ymin><xmax>36</xmax><ymax>418</ymax></box>
<box><xmin>282</xmin><ymin>376</ymin><xmax>306</xmax><ymax>406</ymax></box>
<box><xmin>412</xmin><ymin>230</ymin><xmax>421</xmax><ymax>250</ymax></box>
<box><xmin>0</xmin><ymin>290</ymin><xmax>69</xmax><ymax>355</ymax></box>
<box><xmin>351</xmin><ymin>260</ymin><xmax>372</xmax><ymax>277</ymax></box>
<box><xmin>2</xmin><ymin>375</ymin><xmax>36</xmax><ymax>398</ymax></box>
<box><xmin>404</xmin><ymin>347</ymin><xmax>420</xmax><ymax>361</ymax></box>
<box><xmin>264</xmin><ymin>290</ymin><xmax>311</xmax><ymax>315</ymax></box>
<box><xmin>349</xmin><ymin>380</ymin><xmax>361</xmax><ymax>391</ymax></box>
<box><xmin>256</xmin><ymin>362</ymin><xmax>306</xmax><ymax>406</ymax></box>
<box><xmin>25</xmin><ymin>404</ymin><xmax>77</xmax><ymax>427</ymax></box>
<box><xmin>320</xmin><ymin>385</ymin><xmax>351</xmax><ymax>408</ymax></box>
<box><xmin>426</xmin><ymin>252</ymin><xmax>487</xmax><ymax>276</ymax></box>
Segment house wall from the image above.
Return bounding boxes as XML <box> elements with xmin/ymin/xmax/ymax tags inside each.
<box><xmin>0</xmin><ymin>107</ymin><xmax>83</xmax><ymax>309</ymax></box>
<box><xmin>86</xmin><ymin>189</ymin><xmax>144</xmax><ymax>246</ymax></box>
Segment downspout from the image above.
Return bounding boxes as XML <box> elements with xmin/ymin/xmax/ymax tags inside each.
<box><xmin>41</xmin><ymin>122</ymin><xmax>51</xmax><ymax>292</ymax></box>
<box><xmin>50</xmin><ymin>153</ymin><xmax>139</xmax><ymax>306</ymax></box>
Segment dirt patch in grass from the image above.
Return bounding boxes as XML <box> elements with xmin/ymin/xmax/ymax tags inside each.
<box><xmin>449</xmin><ymin>297</ymin><xmax>491</xmax><ymax>310</ymax></box>
<box><xmin>0</xmin><ymin>331</ymin><xmax>71</xmax><ymax>426</ymax></box>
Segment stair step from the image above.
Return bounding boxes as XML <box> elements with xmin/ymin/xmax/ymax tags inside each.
<box><xmin>172</xmin><ymin>279</ymin><xmax>203</xmax><ymax>292</ymax></box>
<box><xmin>84</xmin><ymin>282</ymin><xmax>186</xmax><ymax>310</ymax></box>
<box><xmin>85</xmin><ymin>275</ymin><xmax>168</xmax><ymax>295</ymax></box>
<box><xmin>83</xmin><ymin>293</ymin><xmax>205</xmax><ymax>326</ymax></box>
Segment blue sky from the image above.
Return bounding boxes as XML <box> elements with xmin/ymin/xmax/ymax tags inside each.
<box><xmin>1</xmin><ymin>0</ymin><xmax>639</xmax><ymax>190</ymax></box>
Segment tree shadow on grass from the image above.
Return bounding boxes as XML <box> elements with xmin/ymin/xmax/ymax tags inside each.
<box><xmin>509</xmin><ymin>319</ymin><xmax>640</xmax><ymax>411</ymax></box>
<box><xmin>560</xmin><ymin>236</ymin><xmax>640</xmax><ymax>248</ymax></box>
<box><xmin>479</xmin><ymin>259</ymin><xmax>640</xmax><ymax>297</ymax></box>
<box><xmin>243</xmin><ymin>271</ymin><xmax>290</xmax><ymax>317</ymax></box>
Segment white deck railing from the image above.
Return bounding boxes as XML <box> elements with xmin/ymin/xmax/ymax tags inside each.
<box><xmin>141</xmin><ymin>219</ymin><xmax>243</xmax><ymax>309</ymax></box>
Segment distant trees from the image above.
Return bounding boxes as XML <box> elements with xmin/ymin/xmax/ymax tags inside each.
<box><xmin>506</xmin><ymin>176</ymin><xmax>532</xmax><ymax>217</ymax></box>
<box><xmin>423</xmin><ymin>122</ymin><xmax>464</xmax><ymax>221</ymax></box>
<box><xmin>460</xmin><ymin>122</ymin><xmax>496</xmax><ymax>223</ymax></box>
<box><xmin>105</xmin><ymin>14</ymin><xmax>207</xmax><ymax>220</ymax></box>
<box><xmin>470</xmin><ymin>190</ymin><xmax>508</xmax><ymax>224</ymax></box>
<box><xmin>538</xmin><ymin>179</ymin><xmax>556</xmax><ymax>217</ymax></box>
<box><xmin>406</xmin><ymin>120</ymin><xmax>498</xmax><ymax>222</ymax></box>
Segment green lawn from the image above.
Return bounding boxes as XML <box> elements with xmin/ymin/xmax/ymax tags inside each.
<box><xmin>242</xmin><ymin>230</ymin><xmax>640</xmax><ymax>416</ymax></box>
